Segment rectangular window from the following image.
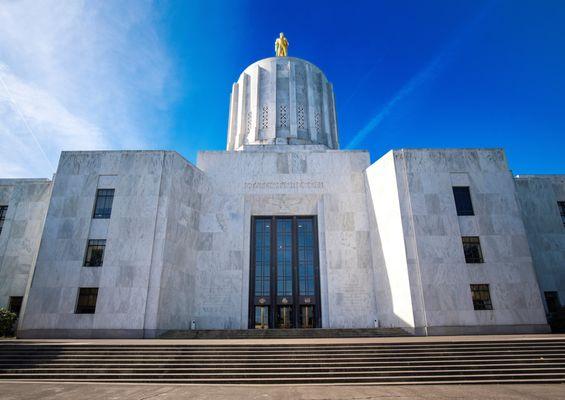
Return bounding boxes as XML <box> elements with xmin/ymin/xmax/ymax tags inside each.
<box><xmin>298</xmin><ymin>219</ymin><xmax>315</xmax><ymax>296</ymax></box>
<box><xmin>559</xmin><ymin>201</ymin><xmax>565</xmax><ymax>227</ymax></box>
<box><xmin>0</xmin><ymin>205</ymin><xmax>7</xmax><ymax>236</ymax></box>
<box><xmin>452</xmin><ymin>187</ymin><xmax>474</xmax><ymax>216</ymax></box>
<box><xmin>462</xmin><ymin>236</ymin><xmax>484</xmax><ymax>263</ymax></box>
<box><xmin>254</xmin><ymin>219</ymin><xmax>271</xmax><ymax>297</ymax></box>
<box><xmin>75</xmin><ymin>288</ymin><xmax>98</xmax><ymax>314</ymax></box>
<box><xmin>93</xmin><ymin>189</ymin><xmax>114</xmax><ymax>219</ymax></box>
<box><xmin>8</xmin><ymin>296</ymin><xmax>23</xmax><ymax>316</ymax></box>
<box><xmin>83</xmin><ymin>239</ymin><xmax>106</xmax><ymax>267</ymax></box>
<box><xmin>545</xmin><ymin>291</ymin><xmax>561</xmax><ymax>313</ymax></box>
<box><xmin>276</xmin><ymin>218</ymin><xmax>293</xmax><ymax>297</ymax></box>
<box><xmin>470</xmin><ymin>284</ymin><xmax>493</xmax><ymax>310</ymax></box>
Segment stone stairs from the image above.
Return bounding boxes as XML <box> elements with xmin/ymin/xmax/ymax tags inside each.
<box><xmin>160</xmin><ymin>328</ymin><xmax>411</xmax><ymax>339</ymax></box>
<box><xmin>1</xmin><ymin>338</ymin><xmax>565</xmax><ymax>384</ymax></box>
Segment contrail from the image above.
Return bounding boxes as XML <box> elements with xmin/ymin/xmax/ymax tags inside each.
<box><xmin>0</xmin><ymin>67</ymin><xmax>55</xmax><ymax>172</ymax></box>
<box><xmin>345</xmin><ymin>2</ymin><xmax>495</xmax><ymax>149</ymax></box>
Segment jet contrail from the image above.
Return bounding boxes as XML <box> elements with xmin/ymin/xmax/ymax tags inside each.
<box><xmin>346</xmin><ymin>1</ymin><xmax>495</xmax><ymax>149</ymax></box>
<box><xmin>0</xmin><ymin>66</ymin><xmax>55</xmax><ymax>172</ymax></box>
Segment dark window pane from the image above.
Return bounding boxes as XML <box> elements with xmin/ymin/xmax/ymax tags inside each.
<box><xmin>298</xmin><ymin>218</ymin><xmax>315</xmax><ymax>296</ymax></box>
<box><xmin>276</xmin><ymin>219</ymin><xmax>293</xmax><ymax>297</ymax></box>
<box><xmin>470</xmin><ymin>284</ymin><xmax>492</xmax><ymax>310</ymax></box>
<box><xmin>453</xmin><ymin>187</ymin><xmax>474</xmax><ymax>216</ymax></box>
<box><xmin>93</xmin><ymin>189</ymin><xmax>114</xmax><ymax>219</ymax></box>
<box><xmin>545</xmin><ymin>291</ymin><xmax>561</xmax><ymax>313</ymax></box>
<box><xmin>84</xmin><ymin>239</ymin><xmax>106</xmax><ymax>267</ymax></box>
<box><xmin>0</xmin><ymin>205</ymin><xmax>7</xmax><ymax>236</ymax></box>
<box><xmin>75</xmin><ymin>288</ymin><xmax>98</xmax><ymax>314</ymax></box>
<box><xmin>254</xmin><ymin>219</ymin><xmax>271</xmax><ymax>297</ymax></box>
<box><xmin>462</xmin><ymin>236</ymin><xmax>484</xmax><ymax>263</ymax></box>
<box><xmin>8</xmin><ymin>296</ymin><xmax>23</xmax><ymax>316</ymax></box>
<box><xmin>558</xmin><ymin>202</ymin><xmax>565</xmax><ymax>227</ymax></box>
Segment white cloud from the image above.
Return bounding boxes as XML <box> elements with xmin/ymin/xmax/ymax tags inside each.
<box><xmin>0</xmin><ymin>0</ymin><xmax>173</xmax><ymax>177</ymax></box>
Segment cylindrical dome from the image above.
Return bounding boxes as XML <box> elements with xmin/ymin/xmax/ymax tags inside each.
<box><xmin>226</xmin><ymin>57</ymin><xmax>339</xmax><ymax>151</ymax></box>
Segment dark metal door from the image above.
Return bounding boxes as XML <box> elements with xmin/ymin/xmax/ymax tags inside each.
<box><xmin>249</xmin><ymin>216</ymin><xmax>321</xmax><ymax>329</ymax></box>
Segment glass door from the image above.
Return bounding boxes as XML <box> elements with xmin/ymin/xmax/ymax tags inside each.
<box><xmin>249</xmin><ymin>216</ymin><xmax>321</xmax><ymax>329</ymax></box>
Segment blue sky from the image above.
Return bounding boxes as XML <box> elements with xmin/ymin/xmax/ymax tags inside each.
<box><xmin>1</xmin><ymin>0</ymin><xmax>564</xmax><ymax>177</ymax></box>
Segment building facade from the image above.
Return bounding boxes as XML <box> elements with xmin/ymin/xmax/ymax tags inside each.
<box><xmin>0</xmin><ymin>56</ymin><xmax>563</xmax><ymax>338</ymax></box>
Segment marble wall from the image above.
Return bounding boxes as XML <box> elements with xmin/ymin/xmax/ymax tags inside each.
<box><xmin>0</xmin><ymin>179</ymin><xmax>52</xmax><ymax>315</ymax></box>
<box><xmin>18</xmin><ymin>151</ymin><xmax>204</xmax><ymax>338</ymax></box>
<box><xmin>197</xmin><ymin>146</ymin><xmax>378</xmax><ymax>329</ymax></box>
<box><xmin>153</xmin><ymin>153</ymin><xmax>207</xmax><ymax>334</ymax></box>
<box><xmin>515</xmin><ymin>175</ymin><xmax>565</xmax><ymax>312</ymax></box>
<box><xmin>366</xmin><ymin>149</ymin><xmax>549</xmax><ymax>334</ymax></box>
<box><xmin>365</xmin><ymin>152</ymin><xmax>416</xmax><ymax>331</ymax></box>
<box><xmin>8</xmin><ymin>147</ymin><xmax>558</xmax><ymax>337</ymax></box>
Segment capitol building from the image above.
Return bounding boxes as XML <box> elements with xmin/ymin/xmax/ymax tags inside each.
<box><xmin>1</xmin><ymin>45</ymin><xmax>564</xmax><ymax>338</ymax></box>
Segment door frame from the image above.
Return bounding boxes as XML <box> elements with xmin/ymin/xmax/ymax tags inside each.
<box><xmin>248</xmin><ymin>215</ymin><xmax>322</xmax><ymax>329</ymax></box>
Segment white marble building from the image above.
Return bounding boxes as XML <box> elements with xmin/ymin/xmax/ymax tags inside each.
<box><xmin>0</xmin><ymin>56</ymin><xmax>563</xmax><ymax>338</ymax></box>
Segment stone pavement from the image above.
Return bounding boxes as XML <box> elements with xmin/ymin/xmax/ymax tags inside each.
<box><xmin>0</xmin><ymin>382</ymin><xmax>565</xmax><ymax>399</ymax></box>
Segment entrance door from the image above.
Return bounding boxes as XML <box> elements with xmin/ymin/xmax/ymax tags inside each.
<box><xmin>249</xmin><ymin>216</ymin><xmax>321</xmax><ymax>329</ymax></box>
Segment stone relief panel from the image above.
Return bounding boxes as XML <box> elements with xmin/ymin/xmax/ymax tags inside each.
<box><xmin>279</xmin><ymin>104</ymin><xmax>288</xmax><ymax>128</ymax></box>
<box><xmin>297</xmin><ymin>104</ymin><xmax>306</xmax><ymax>131</ymax></box>
<box><xmin>261</xmin><ymin>105</ymin><xmax>269</xmax><ymax>130</ymax></box>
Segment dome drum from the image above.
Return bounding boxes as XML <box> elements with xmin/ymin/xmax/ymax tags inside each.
<box><xmin>227</xmin><ymin>57</ymin><xmax>339</xmax><ymax>150</ymax></box>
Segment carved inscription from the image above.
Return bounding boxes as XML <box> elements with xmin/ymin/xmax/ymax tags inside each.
<box><xmin>244</xmin><ymin>181</ymin><xmax>324</xmax><ymax>190</ymax></box>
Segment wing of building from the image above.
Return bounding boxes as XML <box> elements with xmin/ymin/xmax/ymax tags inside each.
<box><xmin>1</xmin><ymin>55</ymin><xmax>564</xmax><ymax>338</ymax></box>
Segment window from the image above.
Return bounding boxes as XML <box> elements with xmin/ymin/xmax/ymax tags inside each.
<box><xmin>298</xmin><ymin>219</ymin><xmax>315</xmax><ymax>296</ymax></box>
<box><xmin>93</xmin><ymin>189</ymin><xmax>114</xmax><ymax>219</ymax></box>
<box><xmin>0</xmin><ymin>205</ymin><xmax>7</xmax><ymax>235</ymax></box>
<box><xmin>8</xmin><ymin>296</ymin><xmax>23</xmax><ymax>316</ymax></box>
<box><xmin>452</xmin><ymin>187</ymin><xmax>474</xmax><ymax>216</ymax></box>
<box><xmin>75</xmin><ymin>288</ymin><xmax>98</xmax><ymax>314</ymax></box>
<box><xmin>545</xmin><ymin>291</ymin><xmax>561</xmax><ymax>313</ymax></box>
<box><xmin>83</xmin><ymin>239</ymin><xmax>106</xmax><ymax>267</ymax></box>
<box><xmin>470</xmin><ymin>284</ymin><xmax>493</xmax><ymax>310</ymax></box>
<box><xmin>558</xmin><ymin>201</ymin><xmax>565</xmax><ymax>227</ymax></box>
<box><xmin>254</xmin><ymin>219</ymin><xmax>271</xmax><ymax>297</ymax></box>
<box><xmin>276</xmin><ymin>219</ymin><xmax>293</xmax><ymax>297</ymax></box>
<box><xmin>462</xmin><ymin>236</ymin><xmax>484</xmax><ymax>263</ymax></box>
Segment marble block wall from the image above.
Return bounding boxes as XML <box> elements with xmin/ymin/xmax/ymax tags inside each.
<box><xmin>515</xmin><ymin>175</ymin><xmax>565</xmax><ymax>311</ymax></box>
<box><xmin>366</xmin><ymin>149</ymin><xmax>549</xmax><ymax>335</ymax></box>
<box><xmin>0</xmin><ymin>179</ymin><xmax>52</xmax><ymax>314</ymax></box>
<box><xmin>151</xmin><ymin>152</ymin><xmax>207</xmax><ymax>335</ymax></box>
<box><xmin>19</xmin><ymin>151</ymin><xmax>204</xmax><ymax>338</ymax></box>
<box><xmin>365</xmin><ymin>152</ymin><xmax>416</xmax><ymax>331</ymax></box>
<box><xmin>196</xmin><ymin>146</ymin><xmax>378</xmax><ymax>329</ymax></box>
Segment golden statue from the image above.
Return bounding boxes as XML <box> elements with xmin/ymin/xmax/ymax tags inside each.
<box><xmin>275</xmin><ymin>32</ymin><xmax>289</xmax><ymax>57</ymax></box>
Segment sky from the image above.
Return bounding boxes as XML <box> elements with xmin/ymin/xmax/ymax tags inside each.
<box><xmin>1</xmin><ymin>0</ymin><xmax>564</xmax><ymax>178</ymax></box>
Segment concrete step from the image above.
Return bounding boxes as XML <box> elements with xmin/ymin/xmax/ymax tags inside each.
<box><xmin>2</xmin><ymin>372</ymin><xmax>565</xmax><ymax>384</ymax></box>
<box><xmin>159</xmin><ymin>328</ymin><xmax>412</xmax><ymax>339</ymax></box>
<box><xmin>1</xmin><ymin>338</ymin><xmax>564</xmax><ymax>384</ymax></box>
<box><xmin>3</xmin><ymin>358</ymin><xmax>565</xmax><ymax>368</ymax></box>
<box><xmin>3</xmin><ymin>363</ymin><xmax>565</xmax><ymax>373</ymax></box>
<box><xmin>2</xmin><ymin>350</ymin><xmax>564</xmax><ymax>358</ymax></box>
